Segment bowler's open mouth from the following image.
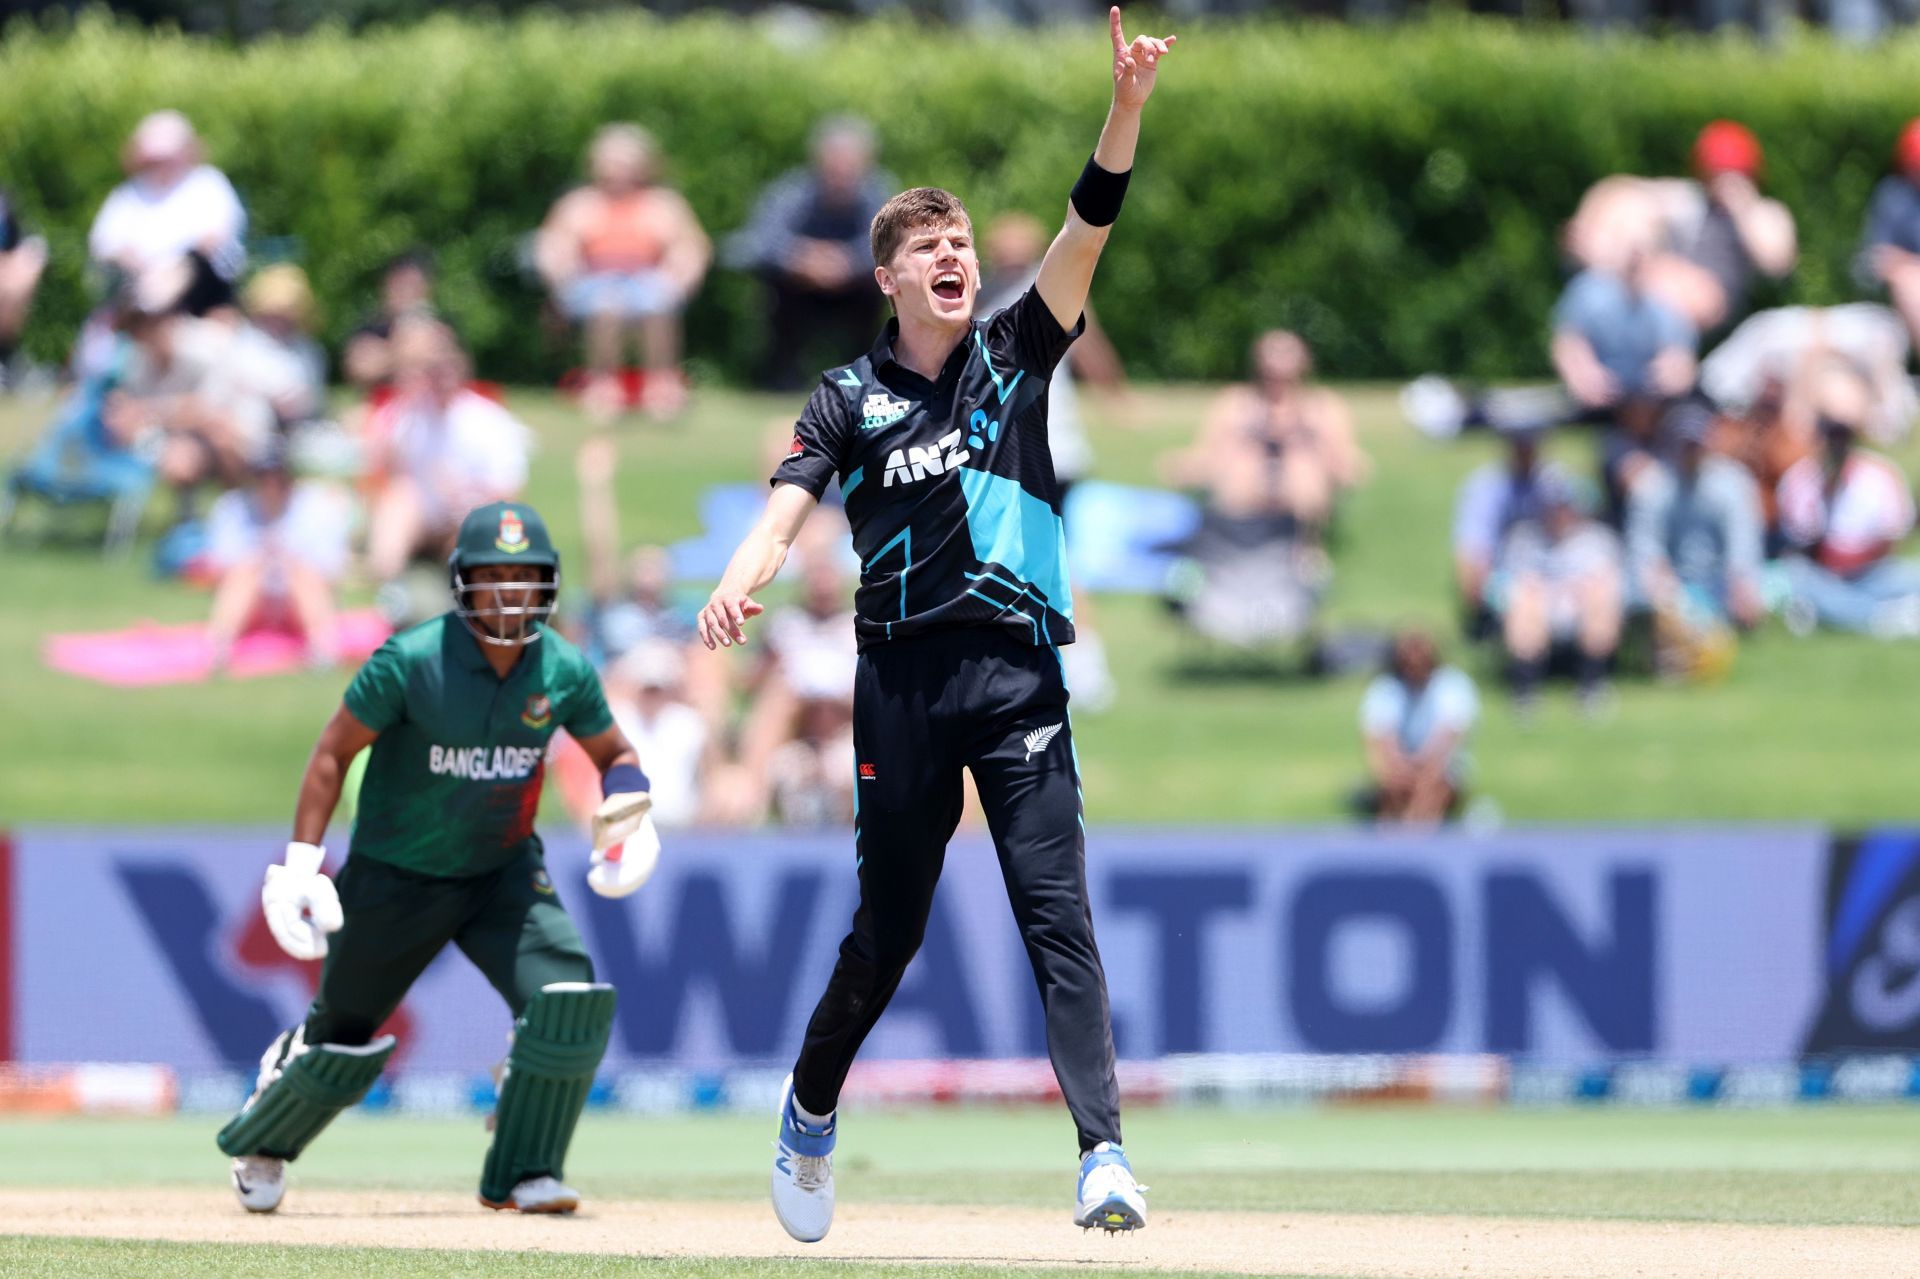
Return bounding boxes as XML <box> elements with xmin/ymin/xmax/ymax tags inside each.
<box><xmin>932</xmin><ymin>271</ymin><xmax>965</xmax><ymax>301</ymax></box>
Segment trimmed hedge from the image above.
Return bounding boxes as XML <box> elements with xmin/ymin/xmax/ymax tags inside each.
<box><xmin>7</xmin><ymin>12</ymin><xmax>1920</xmax><ymax>381</ymax></box>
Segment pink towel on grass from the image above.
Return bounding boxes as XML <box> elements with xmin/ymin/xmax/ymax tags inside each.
<box><xmin>42</xmin><ymin>610</ymin><xmax>391</xmax><ymax>687</ymax></box>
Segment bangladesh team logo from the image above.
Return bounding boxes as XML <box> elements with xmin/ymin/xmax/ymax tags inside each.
<box><xmin>521</xmin><ymin>694</ymin><xmax>552</xmax><ymax>730</ymax></box>
<box><xmin>495</xmin><ymin>509</ymin><xmax>530</xmax><ymax>554</ymax></box>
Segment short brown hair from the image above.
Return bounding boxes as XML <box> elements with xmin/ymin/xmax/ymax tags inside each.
<box><xmin>870</xmin><ymin>187</ymin><xmax>973</xmax><ymax>269</ymax></box>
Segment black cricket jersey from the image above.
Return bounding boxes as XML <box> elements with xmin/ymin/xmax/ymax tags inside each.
<box><xmin>771</xmin><ymin>286</ymin><xmax>1084</xmax><ymax>650</ymax></box>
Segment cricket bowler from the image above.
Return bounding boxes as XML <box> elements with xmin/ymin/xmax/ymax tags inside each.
<box><xmin>697</xmin><ymin>7</ymin><xmax>1174</xmax><ymax>1241</ymax></box>
<box><xmin>217</xmin><ymin>500</ymin><xmax>660</xmax><ymax>1215</ymax></box>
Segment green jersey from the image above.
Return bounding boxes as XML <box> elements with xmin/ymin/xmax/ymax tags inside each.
<box><xmin>342</xmin><ymin>614</ymin><xmax>614</xmax><ymax>877</ymax></box>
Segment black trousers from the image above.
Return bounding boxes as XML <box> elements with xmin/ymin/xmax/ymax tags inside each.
<box><xmin>791</xmin><ymin>629</ymin><xmax>1122</xmax><ymax>1153</ymax></box>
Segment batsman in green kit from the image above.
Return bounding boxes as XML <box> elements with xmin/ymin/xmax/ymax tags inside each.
<box><xmin>217</xmin><ymin>502</ymin><xmax>663</xmax><ymax>1216</ymax></box>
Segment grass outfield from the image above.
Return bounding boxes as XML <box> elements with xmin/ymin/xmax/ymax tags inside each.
<box><xmin>6</xmin><ymin>1106</ymin><xmax>1920</xmax><ymax>1226</ymax></box>
<box><xmin>7</xmin><ymin>1106</ymin><xmax>1920</xmax><ymax>1277</ymax></box>
<box><xmin>5</xmin><ymin>383</ymin><xmax>1920</xmax><ymax>825</ymax></box>
<box><xmin>0</xmin><ymin>1239</ymin><xmax>1278</xmax><ymax>1279</ymax></box>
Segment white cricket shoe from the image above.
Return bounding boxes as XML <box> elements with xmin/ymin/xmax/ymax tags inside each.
<box><xmin>481</xmin><ymin>1174</ymin><xmax>581</xmax><ymax>1214</ymax></box>
<box><xmin>230</xmin><ymin>1155</ymin><xmax>285</xmax><ymax>1213</ymax></box>
<box><xmin>1074</xmin><ymin>1142</ymin><xmax>1147</xmax><ymax>1231</ymax></box>
<box><xmin>770</xmin><ymin>1073</ymin><xmax>835</xmax><ymax>1243</ymax></box>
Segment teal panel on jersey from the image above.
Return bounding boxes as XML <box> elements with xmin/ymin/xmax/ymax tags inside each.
<box><xmin>957</xmin><ymin>469</ymin><xmax>1074</xmax><ymax>620</ymax></box>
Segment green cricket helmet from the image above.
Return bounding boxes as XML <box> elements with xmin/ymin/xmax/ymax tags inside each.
<box><xmin>448</xmin><ymin>501</ymin><xmax>561</xmax><ymax>647</ymax></box>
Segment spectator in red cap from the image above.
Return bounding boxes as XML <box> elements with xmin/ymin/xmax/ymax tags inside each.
<box><xmin>1564</xmin><ymin>119</ymin><xmax>1796</xmax><ymax>333</ymax></box>
<box><xmin>1693</xmin><ymin>120</ymin><xmax>1762</xmax><ymax>183</ymax></box>
<box><xmin>1857</xmin><ymin>119</ymin><xmax>1920</xmax><ymax>349</ymax></box>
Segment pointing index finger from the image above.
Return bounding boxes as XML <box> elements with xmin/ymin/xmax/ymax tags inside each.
<box><xmin>1109</xmin><ymin>5</ymin><xmax>1126</xmax><ymax>56</ymax></box>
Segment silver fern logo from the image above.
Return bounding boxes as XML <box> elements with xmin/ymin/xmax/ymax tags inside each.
<box><xmin>1023</xmin><ymin>723</ymin><xmax>1064</xmax><ymax>761</ymax></box>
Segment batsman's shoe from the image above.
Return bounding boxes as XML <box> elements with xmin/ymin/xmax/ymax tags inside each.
<box><xmin>230</xmin><ymin>1155</ymin><xmax>285</xmax><ymax>1213</ymax></box>
<box><xmin>1074</xmin><ymin>1142</ymin><xmax>1147</xmax><ymax>1232</ymax></box>
<box><xmin>480</xmin><ymin>1174</ymin><xmax>581</xmax><ymax>1214</ymax></box>
<box><xmin>770</xmin><ymin>1073</ymin><xmax>835</xmax><ymax>1243</ymax></box>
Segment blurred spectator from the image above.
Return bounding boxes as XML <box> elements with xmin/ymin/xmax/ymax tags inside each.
<box><xmin>594</xmin><ymin>544</ymin><xmax>695</xmax><ymax>661</ymax></box>
<box><xmin>536</xmin><ymin>123</ymin><xmax>711</xmax><ymax>422</ymax></box>
<box><xmin>1356</xmin><ymin>629</ymin><xmax>1478</xmax><ymax>825</ymax></box>
<box><xmin>1775</xmin><ymin>360</ymin><xmax>1920</xmax><ymax>636</ymax></box>
<box><xmin>982</xmin><ymin>209</ymin><xmax>1129</xmax><ymax>709</ymax></box>
<box><xmin>4</xmin><ymin>329</ymin><xmax>152</xmax><ymax>552</ymax></box>
<box><xmin>1451</xmin><ymin>427</ymin><xmax>1570</xmax><ymax>639</ymax></box>
<box><xmin>1701</xmin><ymin>304</ymin><xmax>1914</xmax><ymax>447</ymax></box>
<box><xmin>0</xmin><ymin>188</ymin><xmax>47</xmax><ymax>388</ymax></box>
<box><xmin>1856</xmin><ymin>119</ymin><xmax>1920</xmax><ymax>351</ymax></box>
<box><xmin>1595</xmin><ymin>394</ymin><xmax>1681</xmax><ymax>525</ymax></box>
<box><xmin>1551</xmin><ymin>252</ymin><xmax>1697</xmax><ymax>417</ymax></box>
<box><xmin>1154</xmin><ymin>330</ymin><xmax>1357</xmax><ymax>647</ymax></box>
<box><xmin>1157</xmin><ymin>509</ymin><xmax>1327</xmax><ymax>650</ymax></box>
<box><xmin>1552</xmin><ymin>251</ymin><xmax>1699</xmax><ymax>518</ymax></box>
<box><xmin>1163</xmin><ymin>330</ymin><xmax>1366</xmax><ymax>542</ymax></box>
<box><xmin>203</xmin><ymin>446</ymin><xmax>349</xmax><ymax>671</ymax></box>
<box><xmin>603</xmin><ymin>641</ymin><xmax>713</xmax><ymax>828</ymax></box>
<box><xmin>342</xmin><ymin>250</ymin><xmax>438</xmax><ymax>394</ymax></box>
<box><xmin>738</xmin><ymin>549</ymin><xmax>858</xmax><ymax>826</ymax></box>
<box><xmin>573</xmin><ymin>433</ymin><xmax>730</xmax><ymax>735</ymax></box>
<box><xmin>1564</xmin><ymin>120</ymin><xmax>1796</xmax><ymax>334</ymax></box>
<box><xmin>726</xmin><ymin>116</ymin><xmax>892</xmax><ymax>389</ymax></box>
<box><xmin>1626</xmin><ymin>402</ymin><xmax>1764</xmax><ymax>680</ymax></box>
<box><xmin>88</xmin><ymin>111</ymin><xmax>246</xmax><ymax>315</ymax></box>
<box><xmin>107</xmin><ymin>265</ymin><xmax>310</xmax><ymax>505</ymax></box>
<box><xmin>364</xmin><ymin>318</ymin><xmax>529</xmax><ymax>589</ymax></box>
<box><xmin>1498</xmin><ymin>475</ymin><xmax>1625</xmax><ymax>714</ymax></box>
<box><xmin>242</xmin><ymin>265</ymin><xmax>328</xmax><ymax>421</ymax></box>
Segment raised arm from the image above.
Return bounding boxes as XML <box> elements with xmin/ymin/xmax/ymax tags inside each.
<box><xmin>1034</xmin><ymin>8</ymin><xmax>1176</xmax><ymax>332</ymax></box>
<box><xmin>697</xmin><ymin>481</ymin><xmax>818</xmax><ymax>649</ymax></box>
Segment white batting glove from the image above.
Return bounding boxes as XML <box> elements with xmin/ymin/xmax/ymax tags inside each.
<box><xmin>262</xmin><ymin>841</ymin><xmax>344</xmax><ymax>961</ymax></box>
<box><xmin>588</xmin><ymin>791</ymin><xmax>659</xmax><ymax>898</ymax></box>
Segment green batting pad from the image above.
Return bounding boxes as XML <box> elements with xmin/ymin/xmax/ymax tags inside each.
<box><xmin>479</xmin><ymin>983</ymin><xmax>617</xmax><ymax>1203</ymax></box>
<box><xmin>216</xmin><ymin>1035</ymin><xmax>396</xmax><ymax>1160</ymax></box>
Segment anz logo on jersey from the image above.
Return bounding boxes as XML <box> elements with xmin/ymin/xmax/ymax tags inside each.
<box><xmin>881</xmin><ymin>428</ymin><xmax>971</xmax><ymax>488</ymax></box>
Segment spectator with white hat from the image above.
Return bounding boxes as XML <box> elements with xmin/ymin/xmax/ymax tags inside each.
<box><xmin>89</xmin><ymin>110</ymin><xmax>246</xmax><ymax>315</ymax></box>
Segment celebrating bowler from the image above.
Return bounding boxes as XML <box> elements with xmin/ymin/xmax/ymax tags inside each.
<box><xmin>698</xmin><ymin>7</ymin><xmax>1175</xmax><ymax>1241</ymax></box>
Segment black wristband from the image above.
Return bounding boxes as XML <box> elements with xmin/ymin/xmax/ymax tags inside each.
<box><xmin>1070</xmin><ymin>154</ymin><xmax>1130</xmax><ymax>227</ymax></box>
